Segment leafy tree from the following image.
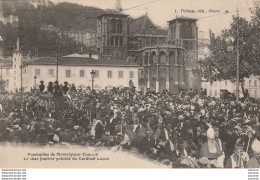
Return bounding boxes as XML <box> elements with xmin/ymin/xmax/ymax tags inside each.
<box><xmin>0</xmin><ymin>79</ymin><xmax>6</xmax><ymax>92</ymax></box>
<box><xmin>199</xmin><ymin>10</ymin><xmax>260</xmax><ymax>97</ymax></box>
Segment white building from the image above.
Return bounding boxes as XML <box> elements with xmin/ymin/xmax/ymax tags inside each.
<box><xmin>202</xmin><ymin>77</ymin><xmax>260</xmax><ymax>99</ymax></box>
<box><xmin>0</xmin><ymin>1</ymin><xmax>18</xmax><ymax>26</ymax></box>
<box><xmin>0</xmin><ymin>62</ymin><xmax>14</xmax><ymax>92</ymax></box>
<box><xmin>28</xmin><ymin>0</ymin><xmax>50</xmax><ymax>8</ymax></box>
<box><xmin>0</xmin><ymin>13</ymin><xmax>18</xmax><ymax>26</ymax></box>
<box><xmin>12</xmin><ymin>51</ymin><xmax>140</xmax><ymax>92</ymax></box>
<box><xmin>65</xmin><ymin>29</ymin><xmax>96</xmax><ymax>48</ymax></box>
<box><xmin>202</xmin><ymin>80</ymin><xmax>238</xmax><ymax>98</ymax></box>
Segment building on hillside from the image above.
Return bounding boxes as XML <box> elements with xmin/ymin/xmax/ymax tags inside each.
<box><xmin>28</xmin><ymin>0</ymin><xmax>50</xmax><ymax>8</ymax></box>
<box><xmin>65</xmin><ymin>29</ymin><xmax>96</xmax><ymax>48</ymax></box>
<box><xmin>0</xmin><ymin>0</ymin><xmax>18</xmax><ymax>27</ymax></box>
<box><xmin>0</xmin><ymin>14</ymin><xmax>18</xmax><ymax>26</ymax></box>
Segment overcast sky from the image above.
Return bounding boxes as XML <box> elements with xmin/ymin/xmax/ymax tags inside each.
<box><xmin>52</xmin><ymin>0</ymin><xmax>255</xmax><ymax>37</ymax></box>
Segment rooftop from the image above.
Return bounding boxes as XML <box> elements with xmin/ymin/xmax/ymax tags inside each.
<box><xmin>97</xmin><ymin>10</ymin><xmax>129</xmax><ymax>19</ymax></box>
<box><xmin>168</xmin><ymin>16</ymin><xmax>198</xmax><ymax>23</ymax></box>
<box><xmin>129</xmin><ymin>14</ymin><xmax>167</xmax><ymax>36</ymax></box>
<box><xmin>23</xmin><ymin>57</ymin><xmax>140</xmax><ymax>67</ymax></box>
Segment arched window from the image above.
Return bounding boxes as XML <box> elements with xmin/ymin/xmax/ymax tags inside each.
<box><xmin>150</xmin><ymin>52</ymin><xmax>157</xmax><ymax>65</ymax></box>
<box><xmin>115</xmin><ymin>51</ymin><xmax>122</xmax><ymax>60</ymax></box>
<box><xmin>119</xmin><ymin>37</ymin><xmax>123</xmax><ymax>46</ymax></box>
<box><xmin>179</xmin><ymin>51</ymin><xmax>184</xmax><ymax>65</ymax></box>
<box><xmin>117</xmin><ymin>19</ymin><xmax>123</xmax><ymax>34</ymax></box>
<box><xmin>143</xmin><ymin>53</ymin><xmax>148</xmax><ymax>66</ymax></box>
<box><xmin>111</xmin><ymin>37</ymin><xmax>114</xmax><ymax>46</ymax></box>
<box><xmin>115</xmin><ymin>37</ymin><xmax>118</xmax><ymax>46</ymax></box>
<box><xmin>159</xmin><ymin>51</ymin><xmax>167</xmax><ymax>64</ymax></box>
<box><xmin>169</xmin><ymin>51</ymin><xmax>175</xmax><ymax>65</ymax></box>
<box><xmin>111</xmin><ymin>19</ymin><xmax>116</xmax><ymax>33</ymax></box>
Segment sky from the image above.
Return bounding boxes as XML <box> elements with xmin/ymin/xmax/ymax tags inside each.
<box><xmin>52</xmin><ymin>0</ymin><xmax>255</xmax><ymax>37</ymax></box>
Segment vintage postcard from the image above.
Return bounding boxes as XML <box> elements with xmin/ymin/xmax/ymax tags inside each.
<box><xmin>0</xmin><ymin>0</ymin><xmax>259</xmax><ymax>169</ymax></box>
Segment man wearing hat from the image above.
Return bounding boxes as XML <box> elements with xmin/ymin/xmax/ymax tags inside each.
<box><xmin>63</xmin><ymin>82</ymin><xmax>69</xmax><ymax>94</ymax></box>
<box><xmin>39</xmin><ymin>80</ymin><xmax>45</xmax><ymax>93</ymax></box>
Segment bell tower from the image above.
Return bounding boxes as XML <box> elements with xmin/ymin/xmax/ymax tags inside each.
<box><xmin>167</xmin><ymin>16</ymin><xmax>201</xmax><ymax>90</ymax></box>
<box><xmin>96</xmin><ymin>13</ymin><xmax>129</xmax><ymax>60</ymax></box>
<box><xmin>12</xmin><ymin>38</ymin><xmax>22</xmax><ymax>91</ymax></box>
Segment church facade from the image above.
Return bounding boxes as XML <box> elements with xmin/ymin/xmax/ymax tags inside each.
<box><xmin>96</xmin><ymin>12</ymin><xmax>201</xmax><ymax>94</ymax></box>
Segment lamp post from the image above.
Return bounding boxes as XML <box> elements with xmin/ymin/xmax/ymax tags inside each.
<box><xmin>34</xmin><ymin>76</ymin><xmax>37</xmax><ymax>89</ymax></box>
<box><xmin>90</xmin><ymin>70</ymin><xmax>95</xmax><ymax>90</ymax></box>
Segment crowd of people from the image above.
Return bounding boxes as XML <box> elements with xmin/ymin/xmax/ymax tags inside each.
<box><xmin>0</xmin><ymin>80</ymin><xmax>260</xmax><ymax>168</ymax></box>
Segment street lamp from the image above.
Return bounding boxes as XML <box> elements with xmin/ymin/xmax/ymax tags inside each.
<box><xmin>34</xmin><ymin>76</ymin><xmax>37</xmax><ymax>89</ymax></box>
<box><xmin>90</xmin><ymin>70</ymin><xmax>96</xmax><ymax>90</ymax></box>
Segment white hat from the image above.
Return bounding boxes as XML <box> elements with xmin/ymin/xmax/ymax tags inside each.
<box><xmin>73</xmin><ymin>125</ymin><xmax>79</xmax><ymax>130</ymax></box>
<box><xmin>251</xmin><ymin>139</ymin><xmax>260</xmax><ymax>153</ymax></box>
<box><xmin>207</xmin><ymin>127</ymin><xmax>215</xmax><ymax>139</ymax></box>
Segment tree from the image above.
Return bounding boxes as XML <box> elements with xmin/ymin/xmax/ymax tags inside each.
<box><xmin>0</xmin><ymin>79</ymin><xmax>6</xmax><ymax>92</ymax></box>
<box><xmin>199</xmin><ymin>10</ymin><xmax>260</xmax><ymax>97</ymax></box>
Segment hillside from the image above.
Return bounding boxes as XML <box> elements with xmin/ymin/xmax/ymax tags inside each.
<box><xmin>0</xmin><ymin>1</ymin><xmax>114</xmax><ymax>57</ymax></box>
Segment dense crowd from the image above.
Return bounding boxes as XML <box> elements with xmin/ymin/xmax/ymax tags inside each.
<box><xmin>0</xmin><ymin>80</ymin><xmax>260</xmax><ymax>168</ymax></box>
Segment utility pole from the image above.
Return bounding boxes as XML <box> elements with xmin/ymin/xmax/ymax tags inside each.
<box><xmin>20</xmin><ymin>57</ymin><xmax>23</xmax><ymax>111</ymax></box>
<box><xmin>0</xmin><ymin>65</ymin><xmax>2</xmax><ymax>93</ymax></box>
<box><xmin>236</xmin><ymin>8</ymin><xmax>240</xmax><ymax>103</ymax></box>
<box><xmin>56</xmin><ymin>50</ymin><xmax>59</xmax><ymax>82</ymax></box>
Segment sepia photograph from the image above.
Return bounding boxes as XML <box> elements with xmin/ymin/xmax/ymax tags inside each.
<box><xmin>0</xmin><ymin>0</ymin><xmax>259</xmax><ymax>171</ymax></box>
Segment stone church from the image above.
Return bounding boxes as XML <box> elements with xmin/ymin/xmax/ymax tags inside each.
<box><xmin>96</xmin><ymin>12</ymin><xmax>201</xmax><ymax>94</ymax></box>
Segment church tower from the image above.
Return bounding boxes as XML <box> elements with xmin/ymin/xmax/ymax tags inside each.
<box><xmin>13</xmin><ymin>38</ymin><xmax>22</xmax><ymax>91</ymax></box>
<box><xmin>167</xmin><ymin>16</ymin><xmax>201</xmax><ymax>90</ymax></box>
<box><xmin>96</xmin><ymin>12</ymin><xmax>129</xmax><ymax>60</ymax></box>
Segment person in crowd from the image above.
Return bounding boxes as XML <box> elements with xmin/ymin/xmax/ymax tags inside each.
<box><xmin>225</xmin><ymin>138</ymin><xmax>249</xmax><ymax>168</ymax></box>
<box><xmin>39</xmin><ymin>80</ymin><xmax>45</xmax><ymax>93</ymax></box>
<box><xmin>138</xmin><ymin>130</ymin><xmax>156</xmax><ymax>155</ymax></box>
<box><xmin>47</xmin><ymin>82</ymin><xmax>53</xmax><ymax>94</ymax></box>
<box><xmin>247</xmin><ymin>139</ymin><xmax>260</xmax><ymax>168</ymax></box>
<box><xmin>199</xmin><ymin>127</ymin><xmax>223</xmax><ymax>168</ymax></box>
<box><xmin>63</xmin><ymin>81</ymin><xmax>69</xmax><ymax>94</ymax></box>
